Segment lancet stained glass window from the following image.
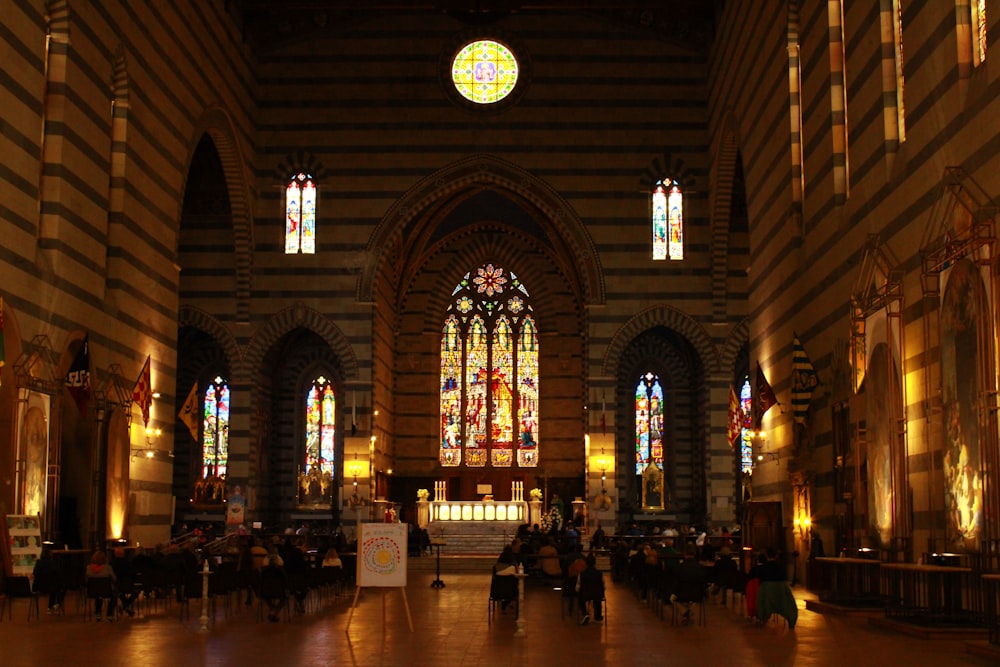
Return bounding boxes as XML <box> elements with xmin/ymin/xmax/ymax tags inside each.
<box><xmin>202</xmin><ymin>376</ymin><xmax>230</xmax><ymax>479</ymax></box>
<box><xmin>306</xmin><ymin>376</ymin><xmax>336</xmax><ymax>476</ymax></box>
<box><xmin>439</xmin><ymin>263</ymin><xmax>538</xmax><ymax>468</ymax></box>
<box><xmin>740</xmin><ymin>377</ymin><xmax>754</xmax><ymax>474</ymax></box>
<box><xmin>285</xmin><ymin>172</ymin><xmax>316</xmax><ymax>254</ymax></box>
<box><xmin>652</xmin><ymin>179</ymin><xmax>683</xmax><ymax>260</ymax></box>
<box><xmin>634</xmin><ymin>372</ymin><xmax>664</xmax><ymax>475</ymax></box>
<box><xmin>299</xmin><ymin>376</ymin><xmax>335</xmax><ymax>507</ymax></box>
<box><xmin>973</xmin><ymin>0</ymin><xmax>987</xmax><ymax>66</ymax></box>
<box><xmin>452</xmin><ymin>40</ymin><xmax>519</xmax><ymax>104</ymax></box>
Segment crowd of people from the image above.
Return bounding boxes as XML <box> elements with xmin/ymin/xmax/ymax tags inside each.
<box><xmin>490</xmin><ymin>515</ymin><xmax>791</xmax><ymax>628</ymax></box>
<box><xmin>27</xmin><ymin>528</ymin><xmax>357</xmax><ymax>623</ymax></box>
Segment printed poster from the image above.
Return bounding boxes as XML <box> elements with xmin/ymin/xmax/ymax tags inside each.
<box><xmin>7</xmin><ymin>515</ymin><xmax>42</xmax><ymax>576</ymax></box>
<box><xmin>357</xmin><ymin>522</ymin><xmax>408</xmax><ymax>588</ymax></box>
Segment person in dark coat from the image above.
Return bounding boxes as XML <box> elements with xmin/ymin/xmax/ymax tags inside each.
<box><xmin>576</xmin><ymin>555</ymin><xmax>605</xmax><ymax>624</ymax></box>
<box><xmin>32</xmin><ymin>545</ymin><xmax>66</xmax><ymax>613</ymax></box>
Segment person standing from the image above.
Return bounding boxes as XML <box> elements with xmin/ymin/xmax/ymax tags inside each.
<box><xmin>577</xmin><ymin>555</ymin><xmax>605</xmax><ymax>625</ymax></box>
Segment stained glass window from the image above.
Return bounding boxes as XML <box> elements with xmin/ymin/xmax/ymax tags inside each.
<box><xmin>973</xmin><ymin>0</ymin><xmax>987</xmax><ymax>66</ymax></box>
<box><xmin>452</xmin><ymin>40</ymin><xmax>518</xmax><ymax>105</ymax></box>
<box><xmin>740</xmin><ymin>377</ymin><xmax>754</xmax><ymax>474</ymax></box>
<box><xmin>300</xmin><ymin>376</ymin><xmax>335</xmax><ymax>507</ymax></box>
<box><xmin>439</xmin><ymin>263</ymin><xmax>538</xmax><ymax>468</ymax></box>
<box><xmin>306</xmin><ymin>376</ymin><xmax>336</xmax><ymax>476</ymax></box>
<box><xmin>892</xmin><ymin>0</ymin><xmax>906</xmax><ymax>142</ymax></box>
<box><xmin>202</xmin><ymin>376</ymin><xmax>230</xmax><ymax>479</ymax></box>
<box><xmin>517</xmin><ymin>316</ymin><xmax>538</xmax><ymax>467</ymax></box>
<box><xmin>285</xmin><ymin>172</ymin><xmax>317</xmax><ymax>254</ymax></box>
<box><xmin>634</xmin><ymin>372</ymin><xmax>664</xmax><ymax>475</ymax></box>
<box><xmin>652</xmin><ymin>179</ymin><xmax>683</xmax><ymax>260</ymax></box>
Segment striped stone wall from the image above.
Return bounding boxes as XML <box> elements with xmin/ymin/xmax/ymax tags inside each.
<box><xmin>708</xmin><ymin>0</ymin><xmax>1000</xmax><ymax>556</ymax></box>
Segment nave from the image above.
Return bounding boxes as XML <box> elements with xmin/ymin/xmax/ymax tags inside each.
<box><xmin>0</xmin><ymin>570</ymin><xmax>994</xmax><ymax>667</ymax></box>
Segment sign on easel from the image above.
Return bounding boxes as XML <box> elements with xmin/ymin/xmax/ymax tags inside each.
<box><xmin>346</xmin><ymin>522</ymin><xmax>413</xmax><ymax>632</ymax></box>
<box><xmin>3</xmin><ymin>514</ymin><xmax>42</xmax><ymax>577</ymax></box>
<box><xmin>357</xmin><ymin>522</ymin><xmax>407</xmax><ymax>587</ymax></box>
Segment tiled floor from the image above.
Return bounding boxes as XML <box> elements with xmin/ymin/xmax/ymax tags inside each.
<box><xmin>1</xmin><ymin>571</ymin><xmax>996</xmax><ymax>667</ymax></box>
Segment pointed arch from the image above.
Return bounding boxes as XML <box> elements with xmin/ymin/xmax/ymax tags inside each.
<box><xmin>105</xmin><ymin>44</ymin><xmax>130</xmax><ymax>286</ymax></box>
<box><xmin>360</xmin><ymin>154</ymin><xmax>605</xmax><ymax>307</ymax></box>
<box><xmin>177</xmin><ymin>306</ymin><xmax>243</xmax><ymax>378</ymax></box>
<box><xmin>184</xmin><ymin>107</ymin><xmax>255</xmax><ymax>324</ymax></box>
<box><xmin>245</xmin><ymin>303</ymin><xmax>360</xmax><ymax>383</ymax></box>
<box><xmin>603</xmin><ymin>306</ymin><xmax>719</xmax><ymax>379</ymax></box>
<box><xmin>720</xmin><ymin>318</ymin><xmax>751</xmax><ymax>378</ymax></box>
<box><xmin>709</xmin><ymin>112</ymin><xmax>742</xmax><ymax>322</ymax></box>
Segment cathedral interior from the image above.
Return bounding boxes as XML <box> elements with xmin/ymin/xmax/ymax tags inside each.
<box><xmin>0</xmin><ymin>0</ymin><xmax>998</xmax><ymax>589</ymax></box>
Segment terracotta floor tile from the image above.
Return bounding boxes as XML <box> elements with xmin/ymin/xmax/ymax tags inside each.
<box><xmin>1</xmin><ymin>573</ymin><xmax>996</xmax><ymax>666</ymax></box>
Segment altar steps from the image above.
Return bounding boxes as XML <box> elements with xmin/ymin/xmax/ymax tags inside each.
<box><xmin>408</xmin><ymin>554</ymin><xmax>496</xmax><ymax>573</ymax></box>
<box><xmin>421</xmin><ymin>519</ymin><xmax>521</xmax><ymax>557</ymax></box>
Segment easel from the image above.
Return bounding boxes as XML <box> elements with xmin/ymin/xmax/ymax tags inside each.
<box><xmin>345</xmin><ymin>522</ymin><xmax>414</xmax><ymax>633</ymax></box>
<box><xmin>345</xmin><ymin>585</ymin><xmax>413</xmax><ymax>633</ymax></box>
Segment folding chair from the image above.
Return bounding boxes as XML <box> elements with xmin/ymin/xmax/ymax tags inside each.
<box><xmin>671</xmin><ymin>580</ymin><xmax>707</xmax><ymax>627</ymax></box>
<box><xmin>3</xmin><ymin>576</ymin><xmax>40</xmax><ymax>621</ymax></box>
<box><xmin>487</xmin><ymin>572</ymin><xmax>518</xmax><ymax>625</ymax></box>
<box><xmin>85</xmin><ymin>578</ymin><xmax>116</xmax><ymax>622</ymax></box>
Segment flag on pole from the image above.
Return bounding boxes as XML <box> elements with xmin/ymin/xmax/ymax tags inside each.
<box><xmin>133</xmin><ymin>355</ymin><xmax>152</xmax><ymax>426</ymax></box>
<box><xmin>791</xmin><ymin>334</ymin><xmax>820</xmax><ymax>426</ymax></box>
<box><xmin>755</xmin><ymin>362</ymin><xmax>778</xmax><ymax>428</ymax></box>
<box><xmin>178</xmin><ymin>381</ymin><xmax>199</xmax><ymax>441</ymax></box>
<box><xmin>727</xmin><ymin>384</ymin><xmax>742</xmax><ymax>449</ymax></box>
<box><xmin>65</xmin><ymin>334</ymin><xmax>91</xmax><ymax>414</ymax></box>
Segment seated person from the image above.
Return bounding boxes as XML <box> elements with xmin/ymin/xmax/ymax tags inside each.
<box><xmin>576</xmin><ymin>555</ymin><xmax>605</xmax><ymax>625</ymax></box>
<box><xmin>32</xmin><ymin>545</ymin><xmax>66</xmax><ymax>613</ymax></box>
<box><xmin>322</xmin><ymin>548</ymin><xmax>343</xmax><ymax>569</ymax></box>
<box><xmin>86</xmin><ymin>550</ymin><xmax>117</xmax><ymax>621</ymax></box>
<box><xmin>750</xmin><ymin>548</ymin><xmax>797</xmax><ymax>628</ymax></box>
<box><xmin>671</xmin><ymin>546</ymin><xmax>707</xmax><ymax>623</ymax></box>
<box><xmin>710</xmin><ymin>545</ymin><xmax>742</xmax><ymax>600</ymax></box>
<box><xmin>110</xmin><ymin>547</ymin><xmax>138</xmax><ymax>617</ymax></box>
<box><xmin>537</xmin><ymin>537</ymin><xmax>562</xmax><ymax>578</ymax></box>
<box><xmin>260</xmin><ymin>554</ymin><xmax>287</xmax><ymax>622</ymax></box>
<box><xmin>492</xmin><ymin>547</ymin><xmax>519</xmax><ymax>611</ymax></box>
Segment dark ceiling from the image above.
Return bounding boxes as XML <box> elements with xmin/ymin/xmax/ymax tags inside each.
<box><xmin>228</xmin><ymin>1</ymin><xmax>718</xmax><ymax>54</ymax></box>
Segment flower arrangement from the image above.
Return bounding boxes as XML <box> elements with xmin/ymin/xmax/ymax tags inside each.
<box><xmin>529</xmin><ymin>488</ymin><xmax>543</xmax><ymax>501</ymax></box>
<box><xmin>417</xmin><ymin>488</ymin><xmax>430</xmax><ymax>501</ymax></box>
<box><xmin>346</xmin><ymin>492</ymin><xmax>367</xmax><ymax>509</ymax></box>
<box><xmin>540</xmin><ymin>506</ymin><xmax>562</xmax><ymax>533</ymax></box>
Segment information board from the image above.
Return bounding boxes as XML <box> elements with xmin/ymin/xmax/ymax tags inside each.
<box><xmin>357</xmin><ymin>522</ymin><xmax>408</xmax><ymax>588</ymax></box>
<box><xmin>4</xmin><ymin>514</ymin><xmax>42</xmax><ymax>577</ymax></box>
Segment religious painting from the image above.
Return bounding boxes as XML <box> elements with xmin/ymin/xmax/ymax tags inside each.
<box><xmin>226</xmin><ymin>485</ymin><xmax>246</xmax><ymax>534</ymax></box>
<box><xmin>940</xmin><ymin>258</ymin><xmax>987</xmax><ymax>550</ymax></box>
<box><xmin>865</xmin><ymin>340</ymin><xmax>898</xmax><ymax>548</ymax></box>
<box><xmin>641</xmin><ymin>462</ymin><xmax>665</xmax><ymax>511</ymax></box>
<box><xmin>18</xmin><ymin>393</ymin><xmax>50</xmax><ymax>518</ymax></box>
<box><xmin>106</xmin><ymin>410</ymin><xmax>130</xmax><ymax>540</ymax></box>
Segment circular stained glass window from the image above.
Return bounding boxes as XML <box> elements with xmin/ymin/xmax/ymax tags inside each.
<box><xmin>451</xmin><ymin>40</ymin><xmax>519</xmax><ymax>105</ymax></box>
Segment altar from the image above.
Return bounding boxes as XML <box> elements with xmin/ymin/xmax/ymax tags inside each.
<box><xmin>430</xmin><ymin>500</ymin><xmax>527</xmax><ymax>523</ymax></box>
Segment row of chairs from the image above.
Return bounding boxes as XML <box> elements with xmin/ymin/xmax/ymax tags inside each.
<box><xmin>0</xmin><ymin>563</ymin><xmax>349</xmax><ymax>624</ymax></box>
